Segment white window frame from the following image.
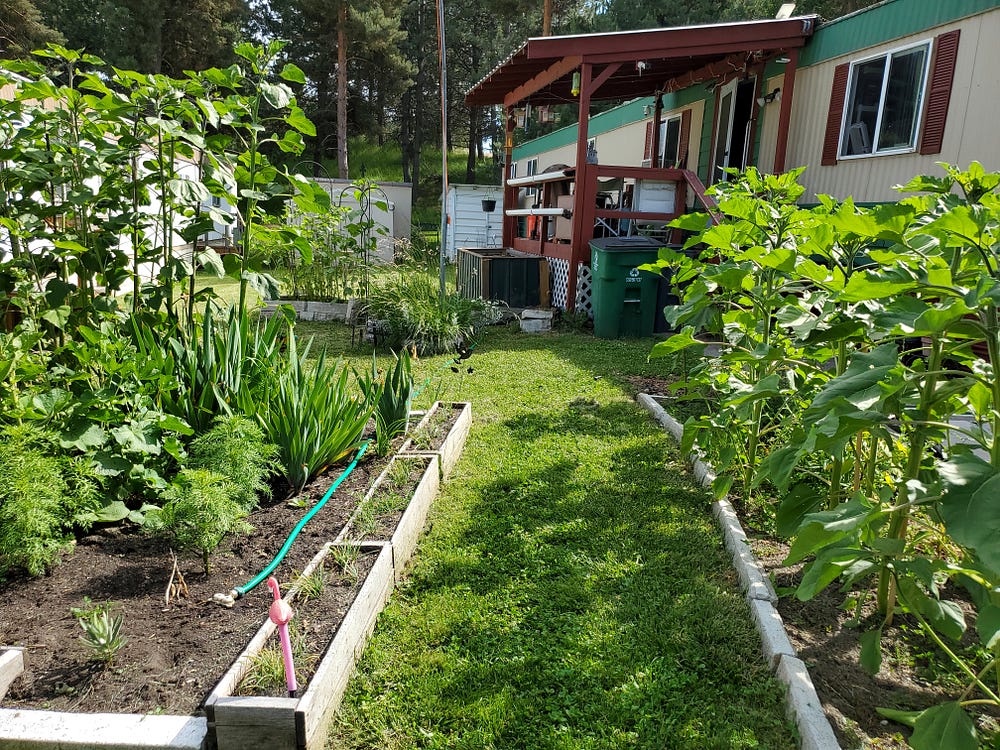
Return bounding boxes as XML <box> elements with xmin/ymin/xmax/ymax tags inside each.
<box><xmin>525</xmin><ymin>157</ymin><xmax>538</xmax><ymax>197</ymax></box>
<box><xmin>837</xmin><ymin>38</ymin><xmax>933</xmax><ymax>160</ymax></box>
<box><xmin>658</xmin><ymin>113</ymin><xmax>683</xmax><ymax>167</ymax></box>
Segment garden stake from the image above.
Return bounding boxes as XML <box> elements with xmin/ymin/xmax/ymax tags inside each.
<box><xmin>266</xmin><ymin>576</ymin><xmax>297</xmax><ymax>698</ymax></box>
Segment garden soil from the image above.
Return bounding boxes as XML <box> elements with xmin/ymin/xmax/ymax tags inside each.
<box><xmin>747</xmin><ymin>536</ymin><xmax>978</xmax><ymax>750</ymax></box>
<box><xmin>0</xmin><ymin>454</ymin><xmax>387</xmax><ymax>716</ymax></box>
<box><xmin>629</xmin><ymin>385</ymin><xmax>995</xmax><ymax>749</ymax></box>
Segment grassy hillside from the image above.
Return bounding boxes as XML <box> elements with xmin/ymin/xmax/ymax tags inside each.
<box><xmin>308</xmin><ymin>138</ymin><xmax>503</xmax><ymax>226</ymax></box>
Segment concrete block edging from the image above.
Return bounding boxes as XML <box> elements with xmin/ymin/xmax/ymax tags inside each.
<box><xmin>637</xmin><ymin>392</ymin><xmax>842</xmax><ymax>750</ymax></box>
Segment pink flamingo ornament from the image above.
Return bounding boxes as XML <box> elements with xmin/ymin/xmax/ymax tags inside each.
<box><xmin>266</xmin><ymin>576</ymin><xmax>298</xmax><ymax>698</ymax></box>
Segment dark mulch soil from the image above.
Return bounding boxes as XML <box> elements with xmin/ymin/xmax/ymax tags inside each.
<box><xmin>0</xmin><ymin>454</ymin><xmax>389</xmax><ymax>716</ymax></box>
<box><xmin>405</xmin><ymin>402</ymin><xmax>461</xmax><ymax>452</ymax></box>
<box><xmin>345</xmin><ymin>456</ymin><xmax>431</xmax><ymax>542</ymax></box>
<box><xmin>235</xmin><ymin>550</ymin><xmax>378</xmax><ymax>698</ymax></box>
<box><xmin>748</xmin><ymin>535</ymin><xmax>997</xmax><ymax>749</ymax></box>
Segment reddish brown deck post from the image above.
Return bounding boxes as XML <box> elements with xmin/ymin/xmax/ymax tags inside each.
<box><xmin>502</xmin><ymin>107</ymin><xmax>517</xmax><ymax>248</ymax></box>
<box><xmin>651</xmin><ymin>92</ymin><xmax>663</xmax><ymax>167</ymax></box>
<box><xmin>773</xmin><ymin>49</ymin><xmax>798</xmax><ymax>174</ymax></box>
<box><xmin>566</xmin><ymin>62</ymin><xmax>593</xmax><ymax>312</ymax></box>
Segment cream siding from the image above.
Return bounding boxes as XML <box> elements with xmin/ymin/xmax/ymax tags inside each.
<box><xmin>785</xmin><ymin>9</ymin><xmax>1000</xmax><ymax>202</ymax></box>
<box><xmin>511</xmin><ymin>100</ymin><xmax>704</xmax><ymax>207</ymax></box>
<box><xmin>757</xmin><ymin>74</ymin><xmax>785</xmax><ymax>174</ymax></box>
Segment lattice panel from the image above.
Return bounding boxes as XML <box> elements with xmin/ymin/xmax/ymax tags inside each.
<box><xmin>549</xmin><ymin>258</ymin><xmax>593</xmax><ymax>318</ymax></box>
<box><xmin>550</xmin><ymin>258</ymin><xmax>569</xmax><ymax>309</ymax></box>
<box><xmin>575</xmin><ymin>264</ymin><xmax>593</xmax><ymax>318</ymax></box>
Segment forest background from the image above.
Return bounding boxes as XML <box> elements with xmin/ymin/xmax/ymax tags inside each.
<box><xmin>1</xmin><ymin>0</ymin><xmax>874</xmax><ymax>218</ymax></box>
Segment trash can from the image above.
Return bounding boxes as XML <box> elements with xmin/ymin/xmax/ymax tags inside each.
<box><xmin>590</xmin><ymin>236</ymin><xmax>665</xmax><ymax>338</ymax></box>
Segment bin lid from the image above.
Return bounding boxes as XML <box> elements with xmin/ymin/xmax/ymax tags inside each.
<box><xmin>589</xmin><ymin>236</ymin><xmax>664</xmax><ymax>251</ymax></box>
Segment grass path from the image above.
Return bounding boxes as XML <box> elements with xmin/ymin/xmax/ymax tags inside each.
<box><xmin>308</xmin><ymin>324</ymin><xmax>796</xmax><ymax>749</ymax></box>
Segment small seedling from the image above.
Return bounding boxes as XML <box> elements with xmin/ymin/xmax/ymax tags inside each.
<box><xmin>293</xmin><ymin>565</ymin><xmax>326</xmax><ymax>602</ymax></box>
<box><xmin>329</xmin><ymin>545</ymin><xmax>360</xmax><ymax>584</ymax></box>
<box><xmin>75</xmin><ymin>605</ymin><xmax>127</xmax><ymax>663</ymax></box>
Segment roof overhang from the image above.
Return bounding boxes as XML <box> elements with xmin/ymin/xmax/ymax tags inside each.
<box><xmin>465</xmin><ymin>15</ymin><xmax>817</xmax><ymax>107</ymax></box>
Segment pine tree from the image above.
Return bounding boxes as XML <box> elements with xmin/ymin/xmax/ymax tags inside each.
<box><xmin>0</xmin><ymin>0</ymin><xmax>63</xmax><ymax>57</ymax></box>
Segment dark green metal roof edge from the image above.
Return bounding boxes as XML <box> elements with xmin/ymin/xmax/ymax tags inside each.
<box><xmin>513</xmin><ymin>98</ymin><xmax>651</xmax><ymax>160</ymax></box>
<box><xmin>513</xmin><ymin>86</ymin><xmax>712</xmax><ymax>161</ymax></box>
<box><xmin>800</xmin><ymin>0</ymin><xmax>1000</xmax><ymax>66</ymax></box>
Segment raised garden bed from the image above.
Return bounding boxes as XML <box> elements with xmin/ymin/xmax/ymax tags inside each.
<box><xmin>261</xmin><ymin>299</ymin><xmax>359</xmax><ymax>323</ymax></box>
<box><xmin>0</xmin><ymin>405</ymin><xmax>472</xmax><ymax>749</ymax></box>
<box><xmin>206</xmin><ymin>541</ymin><xmax>393</xmax><ymax>750</ymax></box>
<box><xmin>399</xmin><ymin>401</ymin><xmax>471</xmax><ymax>480</ymax></box>
<box><xmin>636</xmin><ymin>391</ymin><xmax>998</xmax><ymax>750</ymax></box>
<box><xmin>338</xmin><ymin>454</ymin><xmax>440</xmax><ymax>582</ymax></box>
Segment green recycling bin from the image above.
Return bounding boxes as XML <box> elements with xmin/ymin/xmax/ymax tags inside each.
<box><xmin>590</xmin><ymin>236</ymin><xmax>664</xmax><ymax>338</ymax></box>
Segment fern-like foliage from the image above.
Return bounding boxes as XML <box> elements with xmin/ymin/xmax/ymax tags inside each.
<box><xmin>152</xmin><ymin>469</ymin><xmax>252</xmax><ymax>574</ymax></box>
<box><xmin>187</xmin><ymin>416</ymin><xmax>279</xmax><ymax>510</ymax></box>
<box><xmin>0</xmin><ymin>424</ymin><xmax>101</xmax><ymax>576</ymax></box>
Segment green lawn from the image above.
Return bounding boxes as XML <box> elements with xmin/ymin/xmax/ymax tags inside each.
<box><xmin>306</xmin><ymin>322</ymin><xmax>796</xmax><ymax>750</ymax></box>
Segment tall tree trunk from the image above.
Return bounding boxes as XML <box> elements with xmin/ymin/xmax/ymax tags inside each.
<box><xmin>376</xmin><ymin>80</ymin><xmax>385</xmax><ymax>147</ymax></box>
<box><xmin>543</xmin><ymin>0</ymin><xmax>552</xmax><ymax>35</ymax></box>
<box><xmin>336</xmin><ymin>0</ymin><xmax>349</xmax><ymax>179</ymax></box>
<box><xmin>465</xmin><ymin>105</ymin><xmax>477</xmax><ymax>182</ymax></box>
<box><xmin>400</xmin><ymin>88</ymin><xmax>413</xmax><ymax>183</ymax></box>
<box><xmin>412</xmin><ymin>0</ymin><xmax>426</xmax><ymax>198</ymax></box>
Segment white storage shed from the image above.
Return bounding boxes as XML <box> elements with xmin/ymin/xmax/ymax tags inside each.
<box><xmin>445</xmin><ymin>184</ymin><xmax>502</xmax><ymax>260</ymax></box>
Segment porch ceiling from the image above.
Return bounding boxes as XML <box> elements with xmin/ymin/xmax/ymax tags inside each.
<box><xmin>465</xmin><ymin>16</ymin><xmax>817</xmax><ymax>107</ymax></box>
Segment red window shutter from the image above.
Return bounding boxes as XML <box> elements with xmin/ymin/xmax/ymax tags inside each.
<box><xmin>920</xmin><ymin>29</ymin><xmax>960</xmax><ymax>155</ymax></box>
<box><xmin>678</xmin><ymin>109</ymin><xmax>692</xmax><ymax>168</ymax></box>
<box><xmin>821</xmin><ymin>63</ymin><xmax>850</xmax><ymax>166</ymax></box>
<box><xmin>643</xmin><ymin>120</ymin><xmax>653</xmax><ymax>161</ymax></box>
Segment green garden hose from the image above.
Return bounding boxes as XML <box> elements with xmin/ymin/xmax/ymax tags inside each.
<box><xmin>212</xmin><ymin>440</ymin><xmax>370</xmax><ymax>607</ymax></box>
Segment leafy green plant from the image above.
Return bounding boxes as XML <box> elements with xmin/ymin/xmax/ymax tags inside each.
<box><xmin>357</xmin><ymin>349</ymin><xmax>413</xmax><ymax>455</ymax></box>
<box><xmin>131</xmin><ymin>303</ymin><xmax>292</xmax><ymax>433</ymax></box>
<box><xmin>0</xmin><ymin>424</ymin><xmax>101</xmax><ymax>575</ymax></box>
<box><xmin>188</xmin><ymin>415</ymin><xmax>279</xmax><ymax>510</ymax></box>
<box><xmin>651</xmin><ymin>163</ymin><xmax>1000</xmax><ymax>749</ymax></box>
<box><xmin>261</xmin><ymin>329</ymin><xmax>373</xmax><ymax>490</ymax></box>
<box><xmin>364</xmin><ymin>271</ymin><xmax>502</xmax><ymax>355</ymax></box>
<box><xmin>75</xmin><ymin>602</ymin><xmax>127</xmax><ymax>663</ymax></box>
<box><xmin>149</xmin><ymin>469</ymin><xmax>251</xmax><ymax>574</ymax></box>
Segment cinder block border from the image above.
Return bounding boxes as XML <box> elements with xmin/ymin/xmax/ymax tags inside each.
<box><xmin>637</xmin><ymin>393</ymin><xmax>841</xmax><ymax>750</ymax></box>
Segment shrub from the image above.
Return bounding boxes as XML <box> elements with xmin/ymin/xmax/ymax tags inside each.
<box><xmin>152</xmin><ymin>469</ymin><xmax>251</xmax><ymax>574</ymax></box>
<box><xmin>357</xmin><ymin>349</ymin><xmax>413</xmax><ymax>455</ymax></box>
<box><xmin>364</xmin><ymin>271</ymin><xmax>502</xmax><ymax>355</ymax></box>
<box><xmin>0</xmin><ymin>425</ymin><xmax>101</xmax><ymax>576</ymax></box>
<box><xmin>262</xmin><ymin>330</ymin><xmax>373</xmax><ymax>490</ymax></box>
<box><xmin>188</xmin><ymin>416</ymin><xmax>279</xmax><ymax>510</ymax></box>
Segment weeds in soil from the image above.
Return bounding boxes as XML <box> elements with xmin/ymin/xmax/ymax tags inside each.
<box><xmin>240</xmin><ymin>622</ymin><xmax>315</xmax><ymax>695</ymax></box>
<box><xmin>329</xmin><ymin>545</ymin><xmax>360</xmax><ymax>584</ymax></box>
<box><xmin>409</xmin><ymin>409</ymin><xmax>450</xmax><ymax>451</ymax></box>
<box><xmin>386</xmin><ymin>458</ymin><xmax>417</xmax><ymax>491</ymax></box>
<box><xmin>74</xmin><ymin>603</ymin><xmax>127</xmax><ymax>663</ymax></box>
<box><xmin>293</xmin><ymin>565</ymin><xmax>327</xmax><ymax>603</ymax></box>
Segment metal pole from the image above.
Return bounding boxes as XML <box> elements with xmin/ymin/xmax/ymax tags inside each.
<box><xmin>436</xmin><ymin>0</ymin><xmax>449</xmax><ymax>299</ymax></box>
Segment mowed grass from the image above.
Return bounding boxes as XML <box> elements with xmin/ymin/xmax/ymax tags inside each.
<box><xmin>314</xmin><ymin>323</ymin><xmax>796</xmax><ymax>750</ymax></box>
